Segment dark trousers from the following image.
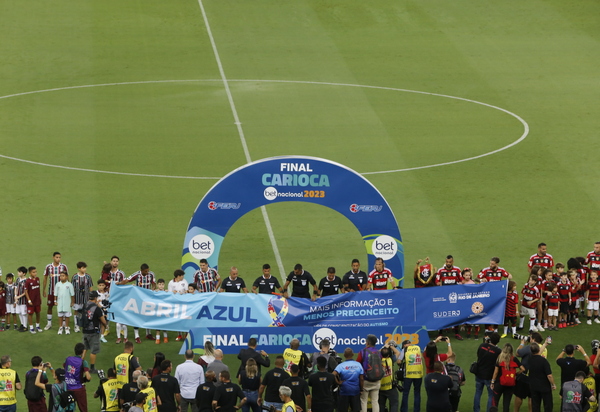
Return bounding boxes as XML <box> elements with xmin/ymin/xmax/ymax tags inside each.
<box><xmin>71</xmin><ymin>387</ymin><xmax>88</xmax><ymax>412</ymax></box>
<box><xmin>338</xmin><ymin>394</ymin><xmax>361</xmax><ymax>412</ymax></box>
<box><xmin>400</xmin><ymin>378</ymin><xmax>422</xmax><ymax>412</ymax></box>
<box><xmin>493</xmin><ymin>385</ymin><xmax>515</xmax><ymax>412</ymax></box>
<box><xmin>449</xmin><ymin>393</ymin><xmax>460</xmax><ymax>412</ymax></box>
<box><xmin>530</xmin><ymin>389</ymin><xmax>552</xmax><ymax>412</ymax></box>
<box><xmin>379</xmin><ymin>388</ymin><xmax>399</xmax><ymax>412</ymax></box>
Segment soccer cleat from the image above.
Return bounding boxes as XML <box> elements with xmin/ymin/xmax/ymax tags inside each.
<box><xmin>135</xmin><ymin>337</ymin><xmax>142</xmax><ymax>344</ymax></box>
<box><xmin>19</xmin><ymin>325</ymin><xmax>27</xmax><ymax>332</ymax></box>
<box><xmin>156</xmin><ymin>338</ymin><xmax>160</xmax><ymax>344</ymax></box>
<box><xmin>74</xmin><ymin>325</ymin><xmax>80</xmax><ymax>333</ymax></box>
<box><xmin>44</xmin><ymin>323</ymin><xmax>52</xmax><ymax>331</ymax></box>
<box><xmin>115</xmin><ymin>338</ymin><xmax>122</xmax><ymax>344</ymax></box>
<box><xmin>124</xmin><ymin>338</ymin><xmax>129</xmax><ymax>343</ymax></box>
<box><xmin>36</xmin><ymin>327</ymin><xmax>43</xmax><ymax>333</ymax></box>
<box><xmin>474</xmin><ymin>334</ymin><xmax>479</xmax><ymax>340</ymax></box>
<box><xmin>65</xmin><ymin>327</ymin><xmax>71</xmax><ymax>335</ymax></box>
<box><xmin>163</xmin><ymin>337</ymin><xmax>168</xmax><ymax>343</ymax></box>
<box><xmin>103</xmin><ymin>329</ymin><xmax>110</xmax><ymax>336</ymax></box>
<box><xmin>575</xmin><ymin>318</ymin><xmax>581</xmax><ymax>324</ymax></box>
<box><xmin>595</xmin><ymin>318</ymin><xmax>600</xmax><ymax>324</ymax></box>
<box><xmin>454</xmin><ymin>334</ymin><xmax>463</xmax><ymax>341</ymax></box>
<box><xmin>537</xmin><ymin>325</ymin><xmax>545</xmax><ymax>332</ymax></box>
<box><xmin>501</xmin><ymin>334</ymin><xmax>507</xmax><ymax>338</ymax></box>
<box><xmin>4</xmin><ymin>325</ymin><xmax>9</xmax><ymax>331</ymax></box>
<box><xmin>588</xmin><ymin>320</ymin><xmax>593</xmax><ymax>325</ymax></box>
<box><xmin>30</xmin><ymin>328</ymin><xmax>36</xmax><ymax>334</ymax></box>
<box><xmin>58</xmin><ymin>327</ymin><xmax>64</xmax><ymax>335</ymax></box>
<box><xmin>90</xmin><ymin>367</ymin><xmax>97</xmax><ymax>374</ymax></box>
<box><xmin>466</xmin><ymin>334</ymin><xmax>471</xmax><ymax>339</ymax></box>
<box><xmin>146</xmin><ymin>334</ymin><xmax>154</xmax><ymax>340</ymax></box>
<box><xmin>100</xmin><ymin>336</ymin><xmax>108</xmax><ymax>343</ymax></box>
<box><xmin>175</xmin><ymin>335</ymin><xmax>183</xmax><ymax>341</ymax></box>
<box><xmin>530</xmin><ymin>326</ymin><xmax>538</xmax><ymax>332</ymax></box>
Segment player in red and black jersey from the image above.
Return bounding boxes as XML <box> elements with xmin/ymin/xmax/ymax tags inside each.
<box><xmin>539</xmin><ymin>269</ymin><xmax>555</xmax><ymax>329</ymax></box>
<box><xmin>546</xmin><ymin>283</ymin><xmax>560</xmax><ymax>330</ymax></box>
<box><xmin>368</xmin><ymin>258</ymin><xmax>396</xmax><ymax>290</ymax></box>
<box><xmin>586</xmin><ymin>242</ymin><xmax>600</xmax><ymax>273</ymax></box>
<box><xmin>568</xmin><ymin>270</ymin><xmax>582</xmax><ymax>325</ymax></box>
<box><xmin>527</xmin><ymin>243</ymin><xmax>554</xmax><ymax>273</ymax></box>
<box><xmin>557</xmin><ymin>272</ymin><xmax>572</xmax><ymax>328</ymax></box>
<box><xmin>519</xmin><ymin>274</ymin><xmax>541</xmax><ymax>333</ymax></box>
<box><xmin>478</xmin><ymin>257</ymin><xmax>512</xmax><ymax>282</ymax></box>
<box><xmin>586</xmin><ymin>271</ymin><xmax>600</xmax><ymax>325</ymax></box>
<box><xmin>435</xmin><ymin>255</ymin><xmax>464</xmax><ymax>340</ymax></box>
<box><xmin>503</xmin><ymin>281</ymin><xmax>519</xmax><ymax>338</ymax></box>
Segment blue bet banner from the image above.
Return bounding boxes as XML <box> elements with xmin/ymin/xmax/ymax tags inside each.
<box><xmin>109</xmin><ymin>282</ymin><xmax>507</xmax><ymax>331</ymax></box>
<box><xmin>180</xmin><ymin>326</ymin><xmax>430</xmax><ymax>355</ymax></box>
<box><xmin>182</xmin><ymin>156</ymin><xmax>405</xmax><ymax>285</ymax></box>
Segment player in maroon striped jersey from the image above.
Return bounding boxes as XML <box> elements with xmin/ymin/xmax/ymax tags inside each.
<box><xmin>25</xmin><ymin>266</ymin><xmax>42</xmax><ymax>333</ymax></box>
<box><xmin>519</xmin><ymin>274</ymin><xmax>541</xmax><ymax>333</ymax></box>
<box><xmin>477</xmin><ymin>257</ymin><xmax>512</xmax><ymax>283</ymax></box>
<box><xmin>109</xmin><ymin>256</ymin><xmax>128</xmax><ymax>343</ymax></box>
<box><xmin>527</xmin><ymin>243</ymin><xmax>554</xmax><ymax>273</ymax></box>
<box><xmin>15</xmin><ymin>266</ymin><xmax>29</xmax><ymax>331</ymax></box>
<box><xmin>503</xmin><ymin>281</ymin><xmax>519</xmax><ymax>338</ymax></box>
<box><xmin>435</xmin><ymin>256</ymin><xmax>464</xmax><ymax>340</ymax></box>
<box><xmin>585</xmin><ymin>271</ymin><xmax>600</xmax><ymax>325</ymax></box>
<box><xmin>42</xmin><ymin>252</ymin><xmax>68</xmax><ymax>331</ymax></box>
<box><xmin>118</xmin><ymin>263</ymin><xmax>156</xmax><ymax>343</ymax></box>
<box><xmin>72</xmin><ymin>262</ymin><xmax>94</xmax><ymax>333</ymax></box>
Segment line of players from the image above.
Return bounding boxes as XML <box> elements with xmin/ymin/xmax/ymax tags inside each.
<box><xmin>413</xmin><ymin>242</ymin><xmax>600</xmax><ymax>340</ymax></box>
<box><xmin>0</xmin><ymin>253</ymin><xmax>397</xmax><ymax>342</ymax></box>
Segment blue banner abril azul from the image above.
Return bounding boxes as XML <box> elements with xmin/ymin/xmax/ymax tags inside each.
<box><xmin>182</xmin><ymin>156</ymin><xmax>405</xmax><ymax>285</ymax></box>
<box><xmin>109</xmin><ymin>282</ymin><xmax>507</xmax><ymax>331</ymax></box>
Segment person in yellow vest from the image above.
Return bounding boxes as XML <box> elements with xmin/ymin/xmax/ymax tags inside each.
<box><xmin>0</xmin><ymin>355</ymin><xmax>22</xmax><ymax>412</ymax></box>
<box><xmin>93</xmin><ymin>368</ymin><xmax>124</xmax><ymax>412</ymax></box>
<box><xmin>278</xmin><ymin>386</ymin><xmax>296</xmax><ymax>412</ymax></box>
<box><xmin>379</xmin><ymin>343</ymin><xmax>401</xmax><ymax>412</ymax></box>
<box><xmin>114</xmin><ymin>341</ymin><xmax>142</xmax><ymax>385</ymax></box>
<box><xmin>399</xmin><ymin>340</ymin><xmax>423</xmax><ymax>412</ymax></box>
<box><xmin>283</xmin><ymin>339</ymin><xmax>309</xmax><ymax>376</ymax></box>
<box><xmin>137</xmin><ymin>375</ymin><xmax>160</xmax><ymax>412</ymax></box>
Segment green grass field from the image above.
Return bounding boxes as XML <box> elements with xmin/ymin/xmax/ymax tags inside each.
<box><xmin>1</xmin><ymin>0</ymin><xmax>600</xmax><ymax>410</ymax></box>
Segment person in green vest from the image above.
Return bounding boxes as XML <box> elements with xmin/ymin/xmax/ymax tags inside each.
<box><xmin>278</xmin><ymin>386</ymin><xmax>296</xmax><ymax>412</ymax></box>
<box><xmin>94</xmin><ymin>368</ymin><xmax>124</xmax><ymax>412</ymax></box>
<box><xmin>0</xmin><ymin>355</ymin><xmax>22</xmax><ymax>412</ymax></box>
<box><xmin>399</xmin><ymin>340</ymin><xmax>423</xmax><ymax>412</ymax></box>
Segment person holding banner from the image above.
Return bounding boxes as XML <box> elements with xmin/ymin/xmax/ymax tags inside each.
<box><xmin>219</xmin><ymin>267</ymin><xmax>248</xmax><ymax>293</ymax></box>
<box><xmin>253</xmin><ymin>264</ymin><xmax>286</xmax><ymax>296</ymax></box>
<box><xmin>435</xmin><ymin>256</ymin><xmax>464</xmax><ymax>340</ymax></box>
<box><xmin>118</xmin><ymin>264</ymin><xmax>156</xmax><ymax>344</ymax></box>
<box><xmin>342</xmin><ymin>259</ymin><xmax>368</xmax><ymax>292</ymax></box>
<box><xmin>193</xmin><ymin>259</ymin><xmax>221</xmax><ymax>293</ymax></box>
<box><xmin>368</xmin><ymin>258</ymin><xmax>396</xmax><ymax>291</ymax></box>
<box><xmin>318</xmin><ymin>268</ymin><xmax>343</xmax><ymax>297</ymax></box>
<box><xmin>284</xmin><ymin>264</ymin><xmax>318</xmax><ymax>301</ymax></box>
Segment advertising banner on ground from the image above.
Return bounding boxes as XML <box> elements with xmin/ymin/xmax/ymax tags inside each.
<box><xmin>179</xmin><ymin>326</ymin><xmax>430</xmax><ymax>354</ymax></box>
<box><xmin>182</xmin><ymin>156</ymin><xmax>405</xmax><ymax>285</ymax></box>
<box><xmin>109</xmin><ymin>281</ymin><xmax>506</xmax><ymax>331</ymax></box>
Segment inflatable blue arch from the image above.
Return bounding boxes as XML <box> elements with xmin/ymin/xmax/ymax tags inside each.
<box><xmin>182</xmin><ymin>156</ymin><xmax>404</xmax><ymax>284</ymax></box>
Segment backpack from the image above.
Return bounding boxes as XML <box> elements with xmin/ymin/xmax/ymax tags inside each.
<box><xmin>361</xmin><ymin>348</ymin><xmax>384</xmax><ymax>381</ymax></box>
<box><xmin>498</xmin><ymin>360</ymin><xmax>518</xmax><ymax>387</ymax></box>
<box><xmin>81</xmin><ymin>302</ymin><xmax>97</xmax><ymax>332</ymax></box>
<box><xmin>24</xmin><ymin>369</ymin><xmax>44</xmax><ymax>401</ymax></box>
<box><xmin>446</xmin><ymin>364</ymin><xmax>463</xmax><ymax>395</ymax></box>
<box><xmin>53</xmin><ymin>383</ymin><xmax>76</xmax><ymax>412</ymax></box>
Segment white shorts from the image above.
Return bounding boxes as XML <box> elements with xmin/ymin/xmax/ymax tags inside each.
<box><xmin>58</xmin><ymin>311</ymin><xmax>72</xmax><ymax>318</ymax></box>
<box><xmin>16</xmin><ymin>304</ymin><xmax>27</xmax><ymax>315</ymax></box>
<box><xmin>547</xmin><ymin>308</ymin><xmax>559</xmax><ymax>317</ymax></box>
<box><xmin>588</xmin><ymin>301</ymin><xmax>600</xmax><ymax>311</ymax></box>
<box><xmin>6</xmin><ymin>303</ymin><xmax>15</xmax><ymax>314</ymax></box>
<box><xmin>521</xmin><ymin>306</ymin><xmax>536</xmax><ymax>319</ymax></box>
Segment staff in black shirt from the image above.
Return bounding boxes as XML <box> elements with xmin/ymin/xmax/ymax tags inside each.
<box><xmin>151</xmin><ymin>360</ymin><xmax>180</xmax><ymax>412</ymax></box>
<box><xmin>283</xmin><ymin>264</ymin><xmax>318</xmax><ymax>301</ymax></box>
<box><xmin>220</xmin><ymin>268</ymin><xmax>248</xmax><ymax>293</ymax></box>
<box><xmin>252</xmin><ymin>264</ymin><xmax>286</xmax><ymax>296</ymax></box>
<box><xmin>318</xmin><ymin>268</ymin><xmax>344</xmax><ymax>297</ymax></box>
<box><xmin>196</xmin><ymin>371</ymin><xmax>217</xmax><ymax>412</ymax></box>
<box><xmin>308</xmin><ymin>356</ymin><xmax>335</xmax><ymax>412</ymax></box>
<box><xmin>342</xmin><ymin>259</ymin><xmax>368</xmax><ymax>292</ymax></box>
<box><xmin>213</xmin><ymin>371</ymin><xmax>246</xmax><ymax>412</ymax></box>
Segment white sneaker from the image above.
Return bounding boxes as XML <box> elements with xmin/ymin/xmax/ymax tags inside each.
<box><xmin>588</xmin><ymin>320</ymin><xmax>593</xmax><ymax>325</ymax></box>
<box><xmin>44</xmin><ymin>323</ymin><xmax>52</xmax><ymax>331</ymax></box>
<box><xmin>74</xmin><ymin>325</ymin><xmax>80</xmax><ymax>333</ymax></box>
<box><xmin>100</xmin><ymin>336</ymin><xmax>108</xmax><ymax>343</ymax></box>
<box><xmin>594</xmin><ymin>318</ymin><xmax>600</xmax><ymax>324</ymax></box>
<box><xmin>575</xmin><ymin>318</ymin><xmax>581</xmax><ymax>324</ymax></box>
<box><xmin>30</xmin><ymin>328</ymin><xmax>36</xmax><ymax>334</ymax></box>
<box><xmin>65</xmin><ymin>327</ymin><xmax>71</xmax><ymax>335</ymax></box>
<box><xmin>58</xmin><ymin>327</ymin><xmax>64</xmax><ymax>335</ymax></box>
<box><xmin>537</xmin><ymin>325</ymin><xmax>545</xmax><ymax>332</ymax></box>
<box><xmin>530</xmin><ymin>326</ymin><xmax>538</xmax><ymax>332</ymax></box>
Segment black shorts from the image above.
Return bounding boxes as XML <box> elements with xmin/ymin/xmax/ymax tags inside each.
<box><xmin>560</xmin><ymin>302</ymin><xmax>570</xmax><ymax>314</ymax></box>
<box><xmin>514</xmin><ymin>374</ymin><xmax>530</xmax><ymax>399</ymax></box>
<box><xmin>504</xmin><ymin>316</ymin><xmax>517</xmax><ymax>326</ymax></box>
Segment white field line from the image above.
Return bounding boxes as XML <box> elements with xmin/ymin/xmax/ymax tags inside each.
<box><xmin>0</xmin><ymin>79</ymin><xmax>529</xmax><ymax>178</ymax></box>
<box><xmin>196</xmin><ymin>0</ymin><xmax>287</xmax><ymax>281</ymax></box>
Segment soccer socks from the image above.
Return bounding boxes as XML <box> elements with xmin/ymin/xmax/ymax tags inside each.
<box><xmin>519</xmin><ymin>317</ymin><xmax>525</xmax><ymax>328</ymax></box>
<box><xmin>134</xmin><ymin>328</ymin><xmax>140</xmax><ymax>339</ymax></box>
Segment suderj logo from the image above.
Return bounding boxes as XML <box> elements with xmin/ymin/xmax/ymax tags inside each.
<box><xmin>208</xmin><ymin>201</ymin><xmax>241</xmax><ymax>210</ymax></box>
<box><xmin>349</xmin><ymin>204</ymin><xmax>383</xmax><ymax>213</ymax></box>
<box><xmin>188</xmin><ymin>234</ymin><xmax>214</xmax><ymax>259</ymax></box>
